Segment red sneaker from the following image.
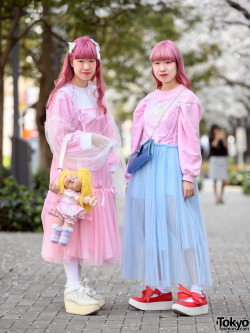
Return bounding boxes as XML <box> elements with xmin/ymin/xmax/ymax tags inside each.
<box><xmin>128</xmin><ymin>286</ymin><xmax>173</xmax><ymax>311</ymax></box>
<box><xmin>172</xmin><ymin>284</ymin><xmax>208</xmax><ymax>316</ymax></box>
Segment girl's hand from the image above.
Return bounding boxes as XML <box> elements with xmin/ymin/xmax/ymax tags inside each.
<box><xmin>89</xmin><ymin>196</ymin><xmax>97</xmax><ymax>207</ymax></box>
<box><xmin>182</xmin><ymin>180</ymin><xmax>195</xmax><ymax>200</ymax></box>
<box><xmin>49</xmin><ymin>181</ymin><xmax>60</xmax><ymax>194</ymax></box>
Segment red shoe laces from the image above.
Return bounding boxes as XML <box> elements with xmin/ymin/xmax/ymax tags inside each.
<box><xmin>141</xmin><ymin>286</ymin><xmax>161</xmax><ymax>303</ymax></box>
<box><xmin>177</xmin><ymin>284</ymin><xmax>204</xmax><ymax>305</ymax></box>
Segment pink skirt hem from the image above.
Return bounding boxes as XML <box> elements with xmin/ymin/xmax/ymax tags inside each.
<box><xmin>41</xmin><ymin>186</ymin><xmax>122</xmax><ymax>266</ymax></box>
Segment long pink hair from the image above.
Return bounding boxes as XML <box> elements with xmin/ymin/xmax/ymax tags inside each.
<box><xmin>47</xmin><ymin>36</ymin><xmax>106</xmax><ymax>113</ymax></box>
<box><xmin>150</xmin><ymin>40</ymin><xmax>191</xmax><ymax>90</ymax></box>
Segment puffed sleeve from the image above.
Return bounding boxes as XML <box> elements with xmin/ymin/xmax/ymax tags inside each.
<box><xmin>125</xmin><ymin>95</ymin><xmax>150</xmax><ymax>182</ymax></box>
<box><xmin>178</xmin><ymin>92</ymin><xmax>202</xmax><ymax>182</ymax></box>
<box><xmin>45</xmin><ymin>90</ymin><xmax>115</xmax><ymax>171</ymax></box>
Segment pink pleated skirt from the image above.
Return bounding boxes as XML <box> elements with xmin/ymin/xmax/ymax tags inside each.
<box><xmin>41</xmin><ymin>184</ymin><xmax>122</xmax><ymax>266</ymax></box>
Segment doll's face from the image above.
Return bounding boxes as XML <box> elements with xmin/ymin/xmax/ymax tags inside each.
<box><xmin>152</xmin><ymin>60</ymin><xmax>177</xmax><ymax>85</ymax></box>
<box><xmin>64</xmin><ymin>174</ymin><xmax>82</xmax><ymax>192</ymax></box>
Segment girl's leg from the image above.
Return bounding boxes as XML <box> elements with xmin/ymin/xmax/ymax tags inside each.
<box><xmin>172</xmin><ymin>248</ymin><xmax>207</xmax><ymax>316</ymax></box>
<box><xmin>155</xmin><ymin>251</ymin><xmax>170</xmax><ymax>295</ymax></box>
<box><xmin>64</xmin><ymin>260</ymin><xmax>82</xmax><ymax>285</ymax></box>
<box><xmin>182</xmin><ymin>248</ymin><xmax>204</xmax><ymax>303</ymax></box>
<box><xmin>184</xmin><ymin>248</ymin><xmax>198</xmax><ymax>285</ymax></box>
<box><xmin>220</xmin><ymin>180</ymin><xmax>226</xmax><ymax>202</ymax></box>
<box><xmin>213</xmin><ymin>180</ymin><xmax>219</xmax><ymax>203</ymax></box>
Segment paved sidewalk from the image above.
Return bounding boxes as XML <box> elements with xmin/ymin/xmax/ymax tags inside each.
<box><xmin>0</xmin><ymin>183</ymin><xmax>250</xmax><ymax>333</ymax></box>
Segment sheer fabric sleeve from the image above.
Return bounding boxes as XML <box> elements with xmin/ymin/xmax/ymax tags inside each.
<box><xmin>45</xmin><ymin>90</ymin><xmax>115</xmax><ymax>171</ymax></box>
<box><xmin>100</xmin><ymin>107</ymin><xmax>126</xmax><ymax>196</ymax></box>
<box><xmin>101</xmin><ymin>107</ymin><xmax>120</xmax><ymax>171</ymax></box>
<box><xmin>178</xmin><ymin>92</ymin><xmax>202</xmax><ymax>182</ymax></box>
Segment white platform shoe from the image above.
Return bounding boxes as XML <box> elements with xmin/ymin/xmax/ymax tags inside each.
<box><xmin>82</xmin><ymin>278</ymin><xmax>106</xmax><ymax>308</ymax></box>
<box><xmin>64</xmin><ymin>283</ymin><xmax>100</xmax><ymax>315</ymax></box>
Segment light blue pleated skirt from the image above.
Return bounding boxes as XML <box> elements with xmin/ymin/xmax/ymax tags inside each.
<box><xmin>122</xmin><ymin>144</ymin><xmax>212</xmax><ymax>287</ymax></box>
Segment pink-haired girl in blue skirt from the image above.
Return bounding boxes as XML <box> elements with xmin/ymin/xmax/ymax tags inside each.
<box><xmin>122</xmin><ymin>40</ymin><xmax>212</xmax><ymax>316</ymax></box>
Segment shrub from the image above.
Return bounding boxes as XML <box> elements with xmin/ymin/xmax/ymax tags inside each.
<box><xmin>33</xmin><ymin>169</ymin><xmax>50</xmax><ymax>197</ymax></box>
<box><xmin>197</xmin><ymin>178</ymin><xmax>202</xmax><ymax>191</ymax></box>
<box><xmin>228</xmin><ymin>170</ymin><xmax>245</xmax><ymax>186</ymax></box>
<box><xmin>227</xmin><ymin>169</ymin><xmax>250</xmax><ymax>186</ymax></box>
<box><xmin>0</xmin><ymin>167</ymin><xmax>49</xmax><ymax>232</ymax></box>
<box><xmin>0</xmin><ymin>166</ymin><xmax>11</xmax><ymax>185</ymax></box>
<box><xmin>227</xmin><ymin>168</ymin><xmax>250</xmax><ymax>196</ymax></box>
<box><xmin>242</xmin><ymin>172</ymin><xmax>250</xmax><ymax>196</ymax></box>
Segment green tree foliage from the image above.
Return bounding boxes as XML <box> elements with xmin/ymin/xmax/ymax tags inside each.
<box><xmin>1</xmin><ymin>0</ymin><xmax>222</xmax><ymax>169</ymax></box>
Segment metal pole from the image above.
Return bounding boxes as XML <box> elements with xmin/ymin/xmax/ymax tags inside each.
<box><xmin>12</xmin><ymin>35</ymin><xmax>19</xmax><ymax>137</ymax></box>
<box><xmin>11</xmin><ymin>14</ymin><xmax>20</xmax><ymax>179</ymax></box>
<box><xmin>10</xmin><ymin>12</ymin><xmax>32</xmax><ymax>188</ymax></box>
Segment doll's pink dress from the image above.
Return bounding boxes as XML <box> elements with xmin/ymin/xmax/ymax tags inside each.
<box><xmin>48</xmin><ymin>189</ymin><xmax>86</xmax><ymax>225</ymax></box>
<box><xmin>41</xmin><ymin>82</ymin><xmax>125</xmax><ymax>266</ymax></box>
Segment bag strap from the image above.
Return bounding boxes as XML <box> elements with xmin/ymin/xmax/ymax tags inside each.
<box><xmin>58</xmin><ymin>133</ymin><xmax>73</xmax><ymax>171</ymax></box>
<box><xmin>151</xmin><ymin>88</ymin><xmax>187</xmax><ymax>139</ymax></box>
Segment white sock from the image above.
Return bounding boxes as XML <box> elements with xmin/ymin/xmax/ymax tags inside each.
<box><xmin>156</xmin><ymin>286</ymin><xmax>170</xmax><ymax>294</ymax></box>
<box><xmin>191</xmin><ymin>284</ymin><xmax>203</xmax><ymax>295</ymax></box>
<box><xmin>64</xmin><ymin>261</ymin><xmax>82</xmax><ymax>285</ymax></box>
<box><xmin>184</xmin><ymin>284</ymin><xmax>203</xmax><ymax>303</ymax></box>
<box><xmin>150</xmin><ymin>286</ymin><xmax>170</xmax><ymax>298</ymax></box>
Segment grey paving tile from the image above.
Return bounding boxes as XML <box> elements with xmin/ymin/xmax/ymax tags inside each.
<box><xmin>6</xmin><ymin>330</ymin><xmax>27</xmax><ymax>333</ymax></box>
<box><xmin>29</xmin><ymin>320</ymin><xmax>51</xmax><ymax>329</ymax></box>
<box><xmin>0</xmin><ymin>319</ymin><xmax>15</xmax><ymax>329</ymax></box>
<box><xmin>0</xmin><ymin>188</ymin><xmax>249</xmax><ymax>332</ymax></box>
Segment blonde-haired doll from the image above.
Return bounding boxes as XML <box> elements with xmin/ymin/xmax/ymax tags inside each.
<box><xmin>49</xmin><ymin>168</ymin><xmax>97</xmax><ymax>246</ymax></box>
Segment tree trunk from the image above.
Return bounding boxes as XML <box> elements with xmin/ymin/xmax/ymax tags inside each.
<box><xmin>0</xmin><ymin>66</ymin><xmax>3</xmax><ymax>167</ymax></box>
<box><xmin>0</xmin><ymin>1</ymin><xmax>3</xmax><ymax>166</ymax></box>
<box><xmin>245</xmin><ymin>127</ymin><xmax>250</xmax><ymax>162</ymax></box>
<box><xmin>36</xmin><ymin>2</ymin><xmax>58</xmax><ymax>172</ymax></box>
<box><xmin>244</xmin><ymin>116</ymin><xmax>250</xmax><ymax>162</ymax></box>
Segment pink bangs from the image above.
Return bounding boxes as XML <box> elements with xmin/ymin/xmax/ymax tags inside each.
<box><xmin>69</xmin><ymin>37</ymin><xmax>97</xmax><ymax>60</ymax></box>
<box><xmin>150</xmin><ymin>41</ymin><xmax>176</xmax><ymax>62</ymax></box>
<box><xmin>150</xmin><ymin>40</ymin><xmax>191</xmax><ymax>90</ymax></box>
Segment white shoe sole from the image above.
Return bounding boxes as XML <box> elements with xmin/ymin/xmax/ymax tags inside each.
<box><xmin>99</xmin><ymin>299</ymin><xmax>105</xmax><ymax>308</ymax></box>
<box><xmin>65</xmin><ymin>295</ymin><xmax>105</xmax><ymax>309</ymax></box>
<box><xmin>172</xmin><ymin>304</ymin><xmax>208</xmax><ymax>316</ymax></box>
<box><xmin>65</xmin><ymin>299</ymin><xmax>100</xmax><ymax>315</ymax></box>
<box><xmin>129</xmin><ymin>298</ymin><xmax>173</xmax><ymax>311</ymax></box>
